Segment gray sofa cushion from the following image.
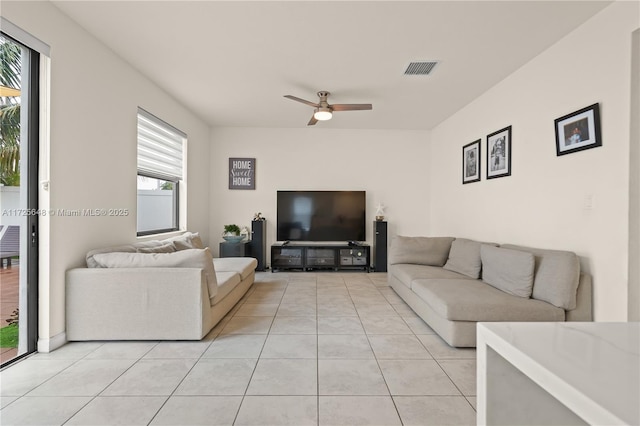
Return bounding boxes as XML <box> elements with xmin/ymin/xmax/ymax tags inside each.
<box><xmin>213</xmin><ymin>257</ymin><xmax>258</xmax><ymax>281</ymax></box>
<box><xmin>443</xmin><ymin>238</ymin><xmax>492</xmax><ymax>279</ymax></box>
<box><xmin>92</xmin><ymin>248</ymin><xmax>218</xmax><ymax>297</ymax></box>
<box><xmin>85</xmin><ymin>233</ymin><xmax>203</xmax><ymax>267</ymax></box>
<box><xmin>137</xmin><ymin>242</ymin><xmax>177</xmax><ymax>253</ymax></box>
<box><xmin>412</xmin><ymin>278</ymin><xmax>565</xmax><ymax>322</ymax></box>
<box><xmin>390</xmin><ymin>264</ymin><xmax>472</xmax><ymax>289</ymax></box>
<box><xmin>163</xmin><ymin>232</ymin><xmax>204</xmax><ymax>250</ymax></box>
<box><xmin>211</xmin><ymin>271</ymin><xmax>242</xmax><ymax>305</ymax></box>
<box><xmin>501</xmin><ymin>244</ymin><xmax>580</xmax><ymax>310</ymax></box>
<box><xmin>481</xmin><ymin>245</ymin><xmax>535</xmax><ymax>298</ymax></box>
<box><xmin>86</xmin><ymin>244</ymin><xmax>138</xmax><ymax>268</ymax></box>
<box><xmin>389</xmin><ymin>236</ymin><xmax>454</xmax><ymax>266</ymax></box>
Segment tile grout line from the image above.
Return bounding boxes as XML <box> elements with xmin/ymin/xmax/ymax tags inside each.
<box><xmin>354</xmin><ymin>273</ymin><xmax>406</xmax><ymax>426</ymax></box>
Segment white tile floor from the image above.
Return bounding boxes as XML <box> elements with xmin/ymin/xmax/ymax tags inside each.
<box><xmin>0</xmin><ymin>272</ymin><xmax>477</xmax><ymax>425</ymax></box>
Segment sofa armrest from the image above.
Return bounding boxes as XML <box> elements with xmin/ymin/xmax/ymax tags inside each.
<box><xmin>389</xmin><ymin>236</ymin><xmax>455</xmax><ymax>266</ymax></box>
<box><xmin>66</xmin><ymin>267</ymin><xmax>210</xmax><ymax>340</ymax></box>
<box><xmin>566</xmin><ymin>273</ymin><xmax>593</xmax><ymax>321</ymax></box>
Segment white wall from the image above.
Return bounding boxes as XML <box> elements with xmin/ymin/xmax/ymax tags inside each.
<box><xmin>1</xmin><ymin>1</ymin><xmax>211</xmax><ymax>349</ymax></box>
<box><xmin>209</xmin><ymin>127</ymin><xmax>430</xmax><ymax>261</ymax></box>
<box><xmin>429</xmin><ymin>2</ymin><xmax>639</xmax><ymax>321</ymax></box>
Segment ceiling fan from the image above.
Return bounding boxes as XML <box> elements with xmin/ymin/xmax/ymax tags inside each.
<box><xmin>284</xmin><ymin>91</ymin><xmax>372</xmax><ymax>126</ymax></box>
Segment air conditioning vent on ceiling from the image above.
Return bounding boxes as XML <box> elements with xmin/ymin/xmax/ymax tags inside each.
<box><xmin>404</xmin><ymin>61</ymin><xmax>439</xmax><ymax>75</ymax></box>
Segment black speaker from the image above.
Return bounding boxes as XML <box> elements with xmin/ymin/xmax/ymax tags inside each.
<box><xmin>250</xmin><ymin>220</ymin><xmax>267</xmax><ymax>271</ymax></box>
<box><xmin>373</xmin><ymin>221</ymin><xmax>387</xmax><ymax>272</ymax></box>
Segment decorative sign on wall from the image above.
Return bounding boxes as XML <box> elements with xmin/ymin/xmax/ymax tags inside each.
<box><xmin>229</xmin><ymin>158</ymin><xmax>256</xmax><ymax>190</ymax></box>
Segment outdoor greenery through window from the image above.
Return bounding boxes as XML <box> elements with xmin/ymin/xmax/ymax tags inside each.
<box><xmin>137</xmin><ymin>108</ymin><xmax>185</xmax><ymax>235</ymax></box>
<box><xmin>0</xmin><ymin>35</ymin><xmax>21</xmax><ymax>187</ymax></box>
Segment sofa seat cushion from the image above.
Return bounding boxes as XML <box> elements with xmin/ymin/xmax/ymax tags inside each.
<box><xmin>213</xmin><ymin>257</ymin><xmax>258</xmax><ymax>281</ymax></box>
<box><xmin>390</xmin><ymin>264</ymin><xmax>472</xmax><ymax>289</ymax></box>
<box><xmin>411</xmin><ymin>278</ymin><xmax>565</xmax><ymax>322</ymax></box>
<box><xmin>211</xmin><ymin>271</ymin><xmax>242</xmax><ymax>306</ymax></box>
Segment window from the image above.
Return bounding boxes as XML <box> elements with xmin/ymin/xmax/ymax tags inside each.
<box><xmin>137</xmin><ymin>108</ymin><xmax>185</xmax><ymax>235</ymax></box>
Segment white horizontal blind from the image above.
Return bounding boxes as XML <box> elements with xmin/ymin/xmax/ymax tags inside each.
<box><xmin>137</xmin><ymin>108</ymin><xmax>185</xmax><ymax>180</ymax></box>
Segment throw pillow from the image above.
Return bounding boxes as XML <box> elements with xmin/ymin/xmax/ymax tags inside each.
<box><xmin>163</xmin><ymin>232</ymin><xmax>205</xmax><ymax>250</ymax></box>
<box><xmin>443</xmin><ymin>238</ymin><xmax>487</xmax><ymax>279</ymax></box>
<box><xmin>93</xmin><ymin>248</ymin><xmax>218</xmax><ymax>297</ymax></box>
<box><xmin>501</xmin><ymin>244</ymin><xmax>580</xmax><ymax>310</ymax></box>
<box><xmin>137</xmin><ymin>242</ymin><xmax>176</xmax><ymax>253</ymax></box>
<box><xmin>481</xmin><ymin>245</ymin><xmax>535</xmax><ymax>298</ymax></box>
<box><xmin>86</xmin><ymin>244</ymin><xmax>137</xmax><ymax>268</ymax></box>
<box><xmin>389</xmin><ymin>236</ymin><xmax>454</xmax><ymax>266</ymax></box>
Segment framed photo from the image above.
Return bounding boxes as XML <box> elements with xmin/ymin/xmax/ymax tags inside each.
<box><xmin>462</xmin><ymin>139</ymin><xmax>481</xmax><ymax>184</ymax></box>
<box><xmin>229</xmin><ymin>157</ymin><xmax>256</xmax><ymax>190</ymax></box>
<box><xmin>554</xmin><ymin>103</ymin><xmax>601</xmax><ymax>156</ymax></box>
<box><xmin>486</xmin><ymin>126</ymin><xmax>512</xmax><ymax>179</ymax></box>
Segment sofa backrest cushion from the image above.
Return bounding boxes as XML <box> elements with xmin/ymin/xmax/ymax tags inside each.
<box><xmin>86</xmin><ymin>244</ymin><xmax>138</xmax><ymax>268</ymax></box>
<box><xmin>162</xmin><ymin>232</ymin><xmax>204</xmax><ymax>250</ymax></box>
<box><xmin>501</xmin><ymin>244</ymin><xmax>580</xmax><ymax>310</ymax></box>
<box><xmin>481</xmin><ymin>245</ymin><xmax>535</xmax><ymax>298</ymax></box>
<box><xmin>137</xmin><ymin>242</ymin><xmax>177</xmax><ymax>253</ymax></box>
<box><xmin>85</xmin><ymin>232</ymin><xmax>204</xmax><ymax>267</ymax></box>
<box><xmin>389</xmin><ymin>236</ymin><xmax>454</xmax><ymax>267</ymax></box>
<box><xmin>92</xmin><ymin>248</ymin><xmax>218</xmax><ymax>297</ymax></box>
<box><xmin>443</xmin><ymin>238</ymin><xmax>497</xmax><ymax>279</ymax></box>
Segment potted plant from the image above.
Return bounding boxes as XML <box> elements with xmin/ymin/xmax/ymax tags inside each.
<box><xmin>223</xmin><ymin>224</ymin><xmax>244</xmax><ymax>242</ymax></box>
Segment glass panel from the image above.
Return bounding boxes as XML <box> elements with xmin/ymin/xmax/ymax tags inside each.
<box><xmin>137</xmin><ymin>175</ymin><xmax>178</xmax><ymax>234</ymax></box>
<box><xmin>0</xmin><ymin>34</ymin><xmax>27</xmax><ymax>365</ymax></box>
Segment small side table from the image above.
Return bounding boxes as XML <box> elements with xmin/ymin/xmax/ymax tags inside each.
<box><xmin>219</xmin><ymin>241</ymin><xmax>249</xmax><ymax>257</ymax></box>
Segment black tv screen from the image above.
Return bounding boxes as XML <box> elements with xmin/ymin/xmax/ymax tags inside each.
<box><xmin>277</xmin><ymin>191</ymin><xmax>366</xmax><ymax>242</ymax></box>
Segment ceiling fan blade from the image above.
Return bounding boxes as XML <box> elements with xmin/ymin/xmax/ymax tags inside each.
<box><xmin>284</xmin><ymin>95</ymin><xmax>319</xmax><ymax>108</ymax></box>
<box><xmin>331</xmin><ymin>103</ymin><xmax>373</xmax><ymax>111</ymax></box>
<box><xmin>307</xmin><ymin>114</ymin><xmax>318</xmax><ymax>126</ymax></box>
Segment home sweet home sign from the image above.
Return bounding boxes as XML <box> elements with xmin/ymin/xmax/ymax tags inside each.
<box><xmin>229</xmin><ymin>158</ymin><xmax>256</xmax><ymax>190</ymax></box>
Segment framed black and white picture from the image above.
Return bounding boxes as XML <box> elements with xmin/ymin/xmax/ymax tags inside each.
<box><xmin>486</xmin><ymin>126</ymin><xmax>512</xmax><ymax>179</ymax></box>
<box><xmin>554</xmin><ymin>103</ymin><xmax>601</xmax><ymax>156</ymax></box>
<box><xmin>229</xmin><ymin>158</ymin><xmax>256</xmax><ymax>190</ymax></box>
<box><xmin>462</xmin><ymin>139</ymin><xmax>481</xmax><ymax>184</ymax></box>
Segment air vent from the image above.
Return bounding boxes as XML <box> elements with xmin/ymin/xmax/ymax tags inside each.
<box><xmin>404</xmin><ymin>61</ymin><xmax>439</xmax><ymax>76</ymax></box>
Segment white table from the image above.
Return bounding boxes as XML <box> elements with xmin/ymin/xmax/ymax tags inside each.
<box><xmin>477</xmin><ymin>322</ymin><xmax>639</xmax><ymax>425</ymax></box>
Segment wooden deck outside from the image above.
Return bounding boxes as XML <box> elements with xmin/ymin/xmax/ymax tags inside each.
<box><xmin>1</xmin><ymin>265</ymin><xmax>19</xmax><ymax>363</ymax></box>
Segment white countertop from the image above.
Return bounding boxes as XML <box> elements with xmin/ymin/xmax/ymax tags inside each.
<box><xmin>477</xmin><ymin>322</ymin><xmax>640</xmax><ymax>425</ymax></box>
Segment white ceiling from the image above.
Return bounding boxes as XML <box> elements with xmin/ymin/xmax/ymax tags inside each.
<box><xmin>51</xmin><ymin>0</ymin><xmax>611</xmax><ymax>130</ymax></box>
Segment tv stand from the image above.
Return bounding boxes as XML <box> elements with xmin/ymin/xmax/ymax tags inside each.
<box><xmin>271</xmin><ymin>242</ymin><xmax>370</xmax><ymax>272</ymax></box>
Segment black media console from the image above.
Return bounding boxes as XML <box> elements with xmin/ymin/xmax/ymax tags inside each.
<box><xmin>271</xmin><ymin>243</ymin><xmax>370</xmax><ymax>272</ymax></box>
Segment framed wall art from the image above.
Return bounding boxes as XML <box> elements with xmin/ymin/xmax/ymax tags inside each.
<box><xmin>554</xmin><ymin>103</ymin><xmax>601</xmax><ymax>156</ymax></box>
<box><xmin>462</xmin><ymin>139</ymin><xmax>481</xmax><ymax>184</ymax></box>
<box><xmin>487</xmin><ymin>126</ymin><xmax>512</xmax><ymax>179</ymax></box>
<box><xmin>229</xmin><ymin>157</ymin><xmax>256</xmax><ymax>190</ymax></box>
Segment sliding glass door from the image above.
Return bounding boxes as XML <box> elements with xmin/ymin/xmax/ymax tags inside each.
<box><xmin>0</xmin><ymin>33</ymin><xmax>39</xmax><ymax>366</ymax></box>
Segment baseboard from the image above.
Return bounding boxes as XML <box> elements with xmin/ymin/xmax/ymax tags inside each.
<box><xmin>37</xmin><ymin>331</ymin><xmax>66</xmax><ymax>353</ymax></box>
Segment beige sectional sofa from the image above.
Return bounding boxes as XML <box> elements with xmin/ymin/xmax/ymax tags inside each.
<box><xmin>66</xmin><ymin>232</ymin><xmax>257</xmax><ymax>341</ymax></box>
<box><xmin>388</xmin><ymin>236</ymin><xmax>592</xmax><ymax>347</ymax></box>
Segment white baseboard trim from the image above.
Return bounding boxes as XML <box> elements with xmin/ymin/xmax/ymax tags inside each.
<box><xmin>37</xmin><ymin>332</ymin><xmax>67</xmax><ymax>353</ymax></box>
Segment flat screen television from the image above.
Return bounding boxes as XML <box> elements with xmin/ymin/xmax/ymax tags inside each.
<box><xmin>277</xmin><ymin>190</ymin><xmax>366</xmax><ymax>242</ymax></box>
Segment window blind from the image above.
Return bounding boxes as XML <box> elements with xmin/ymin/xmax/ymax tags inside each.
<box><xmin>137</xmin><ymin>108</ymin><xmax>185</xmax><ymax>180</ymax></box>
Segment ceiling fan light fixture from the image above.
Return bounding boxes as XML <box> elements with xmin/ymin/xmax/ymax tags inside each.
<box><xmin>313</xmin><ymin>107</ymin><xmax>332</xmax><ymax>121</ymax></box>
